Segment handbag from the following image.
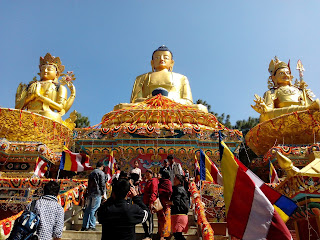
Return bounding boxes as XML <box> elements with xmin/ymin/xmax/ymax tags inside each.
<box><xmin>153</xmin><ymin>197</ymin><xmax>163</xmax><ymax>212</ymax></box>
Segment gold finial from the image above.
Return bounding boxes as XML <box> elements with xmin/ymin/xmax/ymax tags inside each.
<box><xmin>268</xmin><ymin>56</ymin><xmax>289</xmax><ymax>76</ymax></box>
<box><xmin>39</xmin><ymin>53</ymin><xmax>65</xmax><ymax>74</ymax></box>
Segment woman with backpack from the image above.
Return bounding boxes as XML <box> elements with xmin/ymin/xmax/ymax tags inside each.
<box><xmin>170</xmin><ymin>174</ymin><xmax>189</xmax><ymax>240</ymax></box>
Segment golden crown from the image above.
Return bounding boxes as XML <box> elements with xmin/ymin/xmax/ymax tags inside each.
<box><xmin>39</xmin><ymin>53</ymin><xmax>65</xmax><ymax>73</ymax></box>
<box><xmin>268</xmin><ymin>56</ymin><xmax>290</xmax><ymax>76</ymax></box>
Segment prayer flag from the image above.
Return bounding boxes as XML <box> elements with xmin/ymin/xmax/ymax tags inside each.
<box><xmin>212</xmin><ymin>152</ymin><xmax>296</xmax><ymax>223</ymax></box>
<box><xmin>194</xmin><ymin>154</ymin><xmax>200</xmax><ymax>184</ymax></box>
<box><xmin>59</xmin><ymin>147</ymin><xmax>93</xmax><ymax>172</ymax></box>
<box><xmin>199</xmin><ymin>149</ymin><xmax>223</xmax><ymax>185</ymax></box>
<box><xmin>219</xmin><ymin>132</ymin><xmax>292</xmax><ymax>240</ymax></box>
<box><xmin>105</xmin><ymin>151</ymin><xmax>117</xmax><ymax>183</ymax></box>
<box><xmin>269</xmin><ymin>160</ymin><xmax>280</xmax><ymax>184</ymax></box>
<box><xmin>34</xmin><ymin>157</ymin><xmax>48</xmax><ymax>178</ymax></box>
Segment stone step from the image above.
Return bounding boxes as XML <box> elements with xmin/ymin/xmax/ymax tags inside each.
<box><xmin>62</xmin><ymin>230</ymin><xmax>102</xmax><ymax>240</ymax></box>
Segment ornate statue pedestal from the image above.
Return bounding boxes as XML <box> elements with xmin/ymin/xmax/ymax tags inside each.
<box><xmin>246</xmin><ymin>110</ymin><xmax>320</xmax><ymax>156</ymax></box>
<box><xmin>0</xmin><ymin>108</ymin><xmax>73</xmax><ymax>176</ymax></box>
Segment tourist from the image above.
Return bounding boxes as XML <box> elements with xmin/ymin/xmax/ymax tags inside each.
<box><xmin>139</xmin><ymin>174</ymin><xmax>147</xmax><ymax>196</ymax></box>
<box><xmin>131</xmin><ymin>160</ymin><xmax>142</xmax><ymax>181</ymax></box>
<box><xmin>184</xmin><ymin>169</ymin><xmax>190</xmax><ymax>179</ymax></box>
<box><xmin>170</xmin><ymin>174</ymin><xmax>189</xmax><ymax>240</ymax></box>
<box><xmin>160</xmin><ymin>159</ymin><xmax>171</xmax><ymax>174</ymax></box>
<box><xmin>167</xmin><ymin>155</ymin><xmax>183</xmax><ymax>183</ymax></box>
<box><xmin>130</xmin><ymin>172</ymin><xmax>141</xmax><ymax>194</ymax></box>
<box><xmin>157</xmin><ymin>169</ymin><xmax>172</xmax><ymax>240</ymax></box>
<box><xmin>142</xmin><ymin>169</ymin><xmax>159</xmax><ymax>240</ymax></box>
<box><xmin>111</xmin><ymin>162</ymin><xmax>121</xmax><ymax>182</ymax></box>
<box><xmin>97</xmin><ymin>178</ymin><xmax>150</xmax><ymax>240</ymax></box>
<box><xmin>82</xmin><ymin>162</ymin><xmax>106</xmax><ymax>231</ymax></box>
<box><xmin>29</xmin><ymin>181</ymin><xmax>64</xmax><ymax>240</ymax></box>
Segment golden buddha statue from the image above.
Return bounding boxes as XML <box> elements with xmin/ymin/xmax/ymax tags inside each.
<box><xmin>15</xmin><ymin>53</ymin><xmax>76</xmax><ymax>123</ymax></box>
<box><xmin>114</xmin><ymin>46</ymin><xmax>207</xmax><ymax>112</ymax></box>
<box><xmin>252</xmin><ymin>57</ymin><xmax>320</xmax><ymax>122</ymax></box>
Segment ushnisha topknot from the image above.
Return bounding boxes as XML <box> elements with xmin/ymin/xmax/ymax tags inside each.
<box><xmin>152</xmin><ymin>45</ymin><xmax>173</xmax><ymax>59</ymax></box>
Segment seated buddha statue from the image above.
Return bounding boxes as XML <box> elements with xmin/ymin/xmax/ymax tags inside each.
<box><xmin>114</xmin><ymin>45</ymin><xmax>207</xmax><ymax>112</ymax></box>
<box><xmin>15</xmin><ymin>53</ymin><xmax>76</xmax><ymax>123</ymax></box>
<box><xmin>252</xmin><ymin>57</ymin><xmax>320</xmax><ymax>122</ymax></box>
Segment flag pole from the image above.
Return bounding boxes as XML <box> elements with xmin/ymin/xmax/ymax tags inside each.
<box><xmin>57</xmin><ymin>169</ymin><xmax>60</xmax><ymax>180</ymax></box>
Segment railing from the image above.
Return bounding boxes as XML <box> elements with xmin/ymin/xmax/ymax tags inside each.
<box><xmin>190</xmin><ymin>181</ymin><xmax>214</xmax><ymax>240</ymax></box>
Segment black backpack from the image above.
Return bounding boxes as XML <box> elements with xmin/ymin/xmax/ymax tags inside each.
<box><xmin>7</xmin><ymin>200</ymin><xmax>40</xmax><ymax>240</ymax></box>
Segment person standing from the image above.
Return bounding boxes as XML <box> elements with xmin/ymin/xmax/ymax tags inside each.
<box><xmin>82</xmin><ymin>162</ymin><xmax>106</xmax><ymax>231</ymax></box>
<box><xmin>97</xmin><ymin>178</ymin><xmax>150</xmax><ymax>240</ymax></box>
<box><xmin>170</xmin><ymin>174</ymin><xmax>189</xmax><ymax>240</ymax></box>
<box><xmin>142</xmin><ymin>169</ymin><xmax>158</xmax><ymax>240</ymax></box>
<box><xmin>30</xmin><ymin>181</ymin><xmax>64</xmax><ymax>240</ymax></box>
<box><xmin>160</xmin><ymin>159</ymin><xmax>171</xmax><ymax>175</ymax></box>
<box><xmin>157</xmin><ymin>169</ymin><xmax>172</xmax><ymax>240</ymax></box>
<box><xmin>167</xmin><ymin>155</ymin><xmax>183</xmax><ymax>183</ymax></box>
<box><xmin>131</xmin><ymin>160</ymin><xmax>142</xmax><ymax>181</ymax></box>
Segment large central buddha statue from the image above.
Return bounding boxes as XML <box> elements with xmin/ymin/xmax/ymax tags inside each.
<box><xmin>252</xmin><ymin>57</ymin><xmax>320</xmax><ymax>122</ymax></box>
<box><xmin>114</xmin><ymin>46</ymin><xmax>207</xmax><ymax>112</ymax></box>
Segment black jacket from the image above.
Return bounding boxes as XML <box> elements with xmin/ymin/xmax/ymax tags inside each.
<box><xmin>171</xmin><ymin>185</ymin><xmax>189</xmax><ymax>215</ymax></box>
<box><xmin>87</xmin><ymin>168</ymin><xmax>106</xmax><ymax>196</ymax></box>
<box><xmin>97</xmin><ymin>195</ymin><xmax>149</xmax><ymax>240</ymax></box>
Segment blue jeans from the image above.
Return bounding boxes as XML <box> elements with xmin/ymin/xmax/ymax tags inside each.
<box><xmin>82</xmin><ymin>195</ymin><xmax>101</xmax><ymax>229</ymax></box>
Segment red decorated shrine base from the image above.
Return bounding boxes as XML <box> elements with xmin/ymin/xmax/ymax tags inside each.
<box><xmin>295</xmin><ymin>216</ymin><xmax>320</xmax><ymax>240</ymax></box>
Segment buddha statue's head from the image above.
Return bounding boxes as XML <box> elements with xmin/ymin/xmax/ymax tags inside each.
<box><xmin>151</xmin><ymin>45</ymin><xmax>174</xmax><ymax>72</ymax></box>
<box><xmin>39</xmin><ymin>53</ymin><xmax>65</xmax><ymax>83</ymax></box>
<box><xmin>268</xmin><ymin>57</ymin><xmax>293</xmax><ymax>88</ymax></box>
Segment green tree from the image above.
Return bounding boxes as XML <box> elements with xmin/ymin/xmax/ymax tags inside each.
<box><xmin>234</xmin><ymin>116</ymin><xmax>259</xmax><ymax>136</ymax></box>
<box><xmin>196</xmin><ymin>99</ymin><xmax>232</xmax><ymax>128</ymax></box>
<box><xmin>196</xmin><ymin>99</ymin><xmax>260</xmax><ymax>165</ymax></box>
<box><xmin>75</xmin><ymin>112</ymin><xmax>90</xmax><ymax>128</ymax></box>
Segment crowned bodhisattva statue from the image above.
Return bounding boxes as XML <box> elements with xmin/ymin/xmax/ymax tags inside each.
<box><xmin>114</xmin><ymin>45</ymin><xmax>207</xmax><ymax>112</ymax></box>
<box><xmin>15</xmin><ymin>53</ymin><xmax>76</xmax><ymax>124</ymax></box>
<box><xmin>252</xmin><ymin>57</ymin><xmax>320</xmax><ymax>122</ymax></box>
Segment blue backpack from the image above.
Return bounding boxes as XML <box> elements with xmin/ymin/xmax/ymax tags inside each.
<box><xmin>8</xmin><ymin>200</ymin><xmax>40</xmax><ymax>240</ymax></box>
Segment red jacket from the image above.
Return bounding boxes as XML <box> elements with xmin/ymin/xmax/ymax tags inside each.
<box><xmin>158</xmin><ymin>178</ymin><xmax>172</xmax><ymax>209</ymax></box>
<box><xmin>143</xmin><ymin>178</ymin><xmax>158</xmax><ymax>206</ymax></box>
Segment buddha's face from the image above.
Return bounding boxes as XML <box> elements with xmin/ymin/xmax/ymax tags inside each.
<box><xmin>40</xmin><ymin>64</ymin><xmax>58</xmax><ymax>81</ymax></box>
<box><xmin>151</xmin><ymin>51</ymin><xmax>174</xmax><ymax>72</ymax></box>
<box><xmin>272</xmin><ymin>67</ymin><xmax>292</xmax><ymax>87</ymax></box>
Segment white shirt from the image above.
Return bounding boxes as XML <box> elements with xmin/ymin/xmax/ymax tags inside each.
<box><xmin>170</xmin><ymin>162</ymin><xmax>183</xmax><ymax>182</ymax></box>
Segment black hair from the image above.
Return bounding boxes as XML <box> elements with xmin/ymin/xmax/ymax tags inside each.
<box><xmin>161</xmin><ymin>169</ymin><xmax>170</xmax><ymax>180</ymax></box>
<box><xmin>130</xmin><ymin>173</ymin><xmax>140</xmax><ymax>186</ymax></box>
<box><xmin>152</xmin><ymin>45</ymin><xmax>173</xmax><ymax>59</ymax></box>
<box><xmin>119</xmin><ymin>171</ymin><xmax>128</xmax><ymax>179</ymax></box>
<box><xmin>175</xmin><ymin>174</ymin><xmax>184</xmax><ymax>185</ymax></box>
<box><xmin>43</xmin><ymin>181</ymin><xmax>60</xmax><ymax>196</ymax></box>
<box><xmin>113</xmin><ymin>179</ymin><xmax>130</xmax><ymax>199</ymax></box>
<box><xmin>96</xmin><ymin>161</ymin><xmax>103</xmax><ymax>168</ymax></box>
<box><xmin>167</xmin><ymin>155</ymin><xmax>173</xmax><ymax>160</ymax></box>
<box><xmin>146</xmin><ymin>169</ymin><xmax>153</xmax><ymax>174</ymax></box>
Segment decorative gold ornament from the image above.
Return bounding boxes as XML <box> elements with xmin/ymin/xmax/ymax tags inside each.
<box><xmin>39</xmin><ymin>53</ymin><xmax>65</xmax><ymax>74</ymax></box>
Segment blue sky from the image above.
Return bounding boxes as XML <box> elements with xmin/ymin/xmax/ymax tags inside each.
<box><xmin>1</xmin><ymin>1</ymin><xmax>320</xmax><ymax>126</ymax></box>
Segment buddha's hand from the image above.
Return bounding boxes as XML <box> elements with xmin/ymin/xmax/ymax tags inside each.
<box><xmin>34</xmin><ymin>82</ymin><xmax>42</xmax><ymax>97</ymax></box>
<box><xmin>251</xmin><ymin>94</ymin><xmax>268</xmax><ymax>114</ymax></box>
<box><xmin>27</xmin><ymin>82</ymin><xmax>41</xmax><ymax>100</ymax></box>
